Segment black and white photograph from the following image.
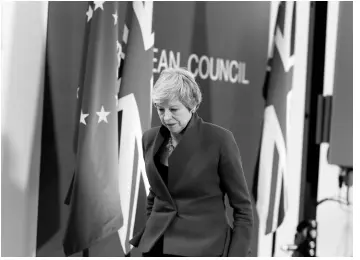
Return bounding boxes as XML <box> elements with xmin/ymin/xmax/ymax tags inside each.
<box><xmin>1</xmin><ymin>0</ymin><xmax>355</xmax><ymax>257</ymax></box>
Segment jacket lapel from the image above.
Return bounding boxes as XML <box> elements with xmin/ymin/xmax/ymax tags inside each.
<box><xmin>168</xmin><ymin>113</ymin><xmax>202</xmax><ymax>189</ymax></box>
<box><xmin>149</xmin><ymin>128</ymin><xmax>177</xmax><ymax>208</ymax></box>
<box><xmin>148</xmin><ymin>113</ymin><xmax>203</xmax><ymax>207</ymax></box>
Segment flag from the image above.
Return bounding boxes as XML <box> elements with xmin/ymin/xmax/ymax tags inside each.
<box><xmin>63</xmin><ymin>1</ymin><xmax>124</xmax><ymax>256</ymax></box>
<box><xmin>255</xmin><ymin>1</ymin><xmax>296</xmax><ymax>235</ymax></box>
<box><xmin>115</xmin><ymin>1</ymin><xmax>153</xmax><ymax>255</ymax></box>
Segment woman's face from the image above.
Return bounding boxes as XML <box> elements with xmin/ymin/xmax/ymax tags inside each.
<box><xmin>156</xmin><ymin>99</ymin><xmax>193</xmax><ymax>134</ymax></box>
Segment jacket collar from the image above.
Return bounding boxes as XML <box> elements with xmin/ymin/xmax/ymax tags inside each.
<box><xmin>153</xmin><ymin>112</ymin><xmax>201</xmax><ymax>156</ymax></box>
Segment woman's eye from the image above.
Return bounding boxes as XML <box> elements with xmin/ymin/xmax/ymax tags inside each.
<box><xmin>170</xmin><ymin>108</ymin><xmax>178</xmax><ymax>112</ymax></box>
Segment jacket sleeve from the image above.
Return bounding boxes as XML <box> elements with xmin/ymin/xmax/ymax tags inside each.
<box><xmin>218</xmin><ymin>131</ymin><xmax>254</xmax><ymax>257</ymax></box>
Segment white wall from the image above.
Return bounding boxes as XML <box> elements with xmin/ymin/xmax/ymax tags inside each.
<box><xmin>257</xmin><ymin>1</ymin><xmax>310</xmax><ymax>256</ymax></box>
<box><xmin>316</xmin><ymin>1</ymin><xmax>353</xmax><ymax>256</ymax></box>
<box><xmin>1</xmin><ymin>1</ymin><xmax>48</xmax><ymax>256</ymax></box>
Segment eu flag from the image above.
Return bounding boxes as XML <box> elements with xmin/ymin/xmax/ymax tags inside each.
<box><xmin>63</xmin><ymin>1</ymin><xmax>124</xmax><ymax>256</ymax></box>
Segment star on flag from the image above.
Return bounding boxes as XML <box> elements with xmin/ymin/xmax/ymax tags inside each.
<box><xmin>80</xmin><ymin>110</ymin><xmax>89</xmax><ymax>125</ymax></box>
<box><xmin>116</xmin><ymin>40</ymin><xmax>122</xmax><ymax>67</ymax></box>
<box><xmin>113</xmin><ymin>11</ymin><xmax>118</xmax><ymax>25</ymax></box>
<box><xmin>86</xmin><ymin>6</ymin><xmax>93</xmax><ymax>22</ymax></box>
<box><xmin>123</xmin><ymin>24</ymin><xmax>129</xmax><ymax>44</ymax></box>
<box><xmin>94</xmin><ymin>1</ymin><xmax>105</xmax><ymax>11</ymax></box>
<box><xmin>96</xmin><ymin>106</ymin><xmax>110</xmax><ymax>123</ymax></box>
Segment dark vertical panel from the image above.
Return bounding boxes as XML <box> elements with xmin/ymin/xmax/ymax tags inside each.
<box><xmin>328</xmin><ymin>2</ymin><xmax>353</xmax><ymax>168</ymax></box>
<box><xmin>298</xmin><ymin>2</ymin><xmax>327</xmax><ymax>222</ymax></box>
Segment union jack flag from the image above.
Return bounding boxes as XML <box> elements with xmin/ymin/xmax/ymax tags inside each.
<box><xmin>254</xmin><ymin>1</ymin><xmax>296</xmax><ymax>236</ymax></box>
<box><xmin>116</xmin><ymin>1</ymin><xmax>153</xmax><ymax>256</ymax></box>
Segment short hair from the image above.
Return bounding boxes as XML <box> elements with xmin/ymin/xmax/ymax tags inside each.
<box><xmin>152</xmin><ymin>67</ymin><xmax>202</xmax><ymax>111</ymax></box>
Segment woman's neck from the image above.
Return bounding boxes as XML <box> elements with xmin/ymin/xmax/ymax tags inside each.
<box><xmin>170</xmin><ymin>132</ymin><xmax>182</xmax><ymax>144</ymax></box>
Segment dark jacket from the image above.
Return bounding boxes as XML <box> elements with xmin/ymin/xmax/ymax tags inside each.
<box><xmin>129</xmin><ymin>113</ymin><xmax>253</xmax><ymax>256</ymax></box>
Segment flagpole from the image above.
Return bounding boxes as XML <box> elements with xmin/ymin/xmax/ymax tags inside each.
<box><xmin>271</xmin><ymin>232</ymin><xmax>276</xmax><ymax>257</ymax></box>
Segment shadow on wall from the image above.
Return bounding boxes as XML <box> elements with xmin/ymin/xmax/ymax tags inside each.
<box><xmin>36</xmin><ymin>53</ymin><xmax>61</xmax><ymax>251</ymax></box>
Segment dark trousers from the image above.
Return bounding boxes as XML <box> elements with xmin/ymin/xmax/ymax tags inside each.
<box><xmin>142</xmin><ymin>236</ymin><xmax>184</xmax><ymax>257</ymax></box>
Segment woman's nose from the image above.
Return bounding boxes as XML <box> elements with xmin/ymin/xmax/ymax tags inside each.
<box><xmin>163</xmin><ymin>110</ymin><xmax>172</xmax><ymax>120</ymax></box>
